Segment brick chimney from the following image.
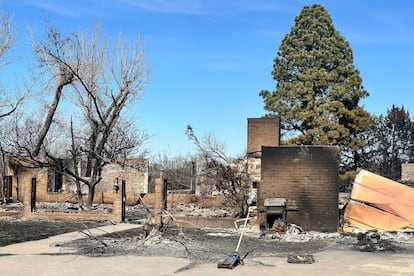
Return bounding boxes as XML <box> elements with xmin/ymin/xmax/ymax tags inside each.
<box><xmin>247</xmin><ymin>118</ymin><xmax>280</xmax><ymax>157</ymax></box>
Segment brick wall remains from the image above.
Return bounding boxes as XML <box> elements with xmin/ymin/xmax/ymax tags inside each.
<box><xmin>8</xmin><ymin>160</ymin><xmax>148</xmax><ymax>205</ymax></box>
<box><xmin>259</xmin><ymin>146</ymin><xmax>339</xmax><ymax>232</ymax></box>
<box><xmin>22</xmin><ymin>177</ymin><xmax>124</xmax><ymax>222</ymax></box>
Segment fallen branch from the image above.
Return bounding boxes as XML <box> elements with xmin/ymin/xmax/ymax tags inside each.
<box><xmin>78</xmin><ymin>221</ymin><xmax>114</xmax><ymax>245</ymax></box>
<box><xmin>79</xmin><ymin>230</ymin><xmax>108</xmax><ymax>247</ymax></box>
<box><xmin>162</xmin><ymin>209</ymin><xmax>197</xmax><ymax>229</ymax></box>
<box><xmin>138</xmin><ymin>194</ymin><xmax>153</xmax><ymax>215</ymax></box>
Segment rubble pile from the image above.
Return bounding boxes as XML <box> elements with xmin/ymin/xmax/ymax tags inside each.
<box><xmin>380</xmin><ymin>230</ymin><xmax>414</xmax><ymax>243</ymax></box>
<box><xmin>0</xmin><ymin>202</ymin><xmax>23</xmax><ymax>212</ymax></box>
<box><xmin>270</xmin><ymin>219</ymin><xmax>285</xmax><ymax>233</ymax></box>
<box><xmin>168</xmin><ymin>203</ymin><xmax>234</xmax><ymax>218</ymax></box>
<box><xmin>263</xmin><ymin>223</ymin><xmax>340</xmax><ymax>242</ymax></box>
<box><xmin>34</xmin><ymin>202</ymin><xmax>112</xmax><ymax>213</ymax></box>
<box><xmin>356</xmin><ymin>230</ymin><xmax>395</xmax><ymax>252</ymax></box>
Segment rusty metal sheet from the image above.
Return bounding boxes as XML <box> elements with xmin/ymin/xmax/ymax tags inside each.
<box><xmin>343</xmin><ymin>200</ymin><xmax>413</xmax><ymax>232</ymax></box>
<box><xmin>343</xmin><ymin>169</ymin><xmax>414</xmax><ymax>232</ymax></box>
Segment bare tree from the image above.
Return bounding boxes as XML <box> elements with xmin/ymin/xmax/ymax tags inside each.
<box><xmin>20</xmin><ymin>23</ymin><xmax>150</xmax><ymax>206</ymax></box>
<box><xmin>0</xmin><ymin>11</ymin><xmax>28</xmax><ymax>118</ymax></box>
<box><xmin>0</xmin><ymin>12</ymin><xmax>14</xmax><ymax>60</ymax></box>
<box><xmin>149</xmin><ymin>151</ymin><xmax>195</xmax><ymax>192</ymax></box>
<box><xmin>105</xmin><ymin>118</ymin><xmax>150</xmax><ymax>161</ymax></box>
<box><xmin>0</xmin><ymin>11</ymin><xmax>30</xmax><ymax>203</ymax></box>
<box><xmin>186</xmin><ymin>125</ymin><xmax>251</xmax><ymax>217</ymax></box>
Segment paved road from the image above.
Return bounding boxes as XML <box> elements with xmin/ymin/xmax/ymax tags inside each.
<box><xmin>1</xmin><ymin>223</ymin><xmax>413</xmax><ymax>275</ymax></box>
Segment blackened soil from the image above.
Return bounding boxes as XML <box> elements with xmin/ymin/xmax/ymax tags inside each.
<box><xmin>63</xmin><ymin>226</ymin><xmax>337</xmax><ymax>266</ymax></box>
<box><xmin>0</xmin><ymin>219</ymin><xmax>110</xmax><ymax>247</ymax></box>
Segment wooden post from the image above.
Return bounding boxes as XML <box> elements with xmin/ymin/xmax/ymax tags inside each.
<box><xmin>23</xmin><ymin>177</ymin><xmax>36</xmax><ymax>217</ymax></box>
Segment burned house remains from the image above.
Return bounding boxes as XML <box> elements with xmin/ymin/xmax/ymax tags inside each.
<box><xmin>247</xmin><ymin>118</ymin><xmax>339</xmax><ymax>232</ymax></box>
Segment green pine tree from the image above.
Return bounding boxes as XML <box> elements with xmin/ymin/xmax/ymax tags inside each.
<box><xmin>260</xmin><ymin>4</ymin><xmax>370</xmax><ymax>171</ymax></box>
<box><xmin>365</xmin><ymin>105</ymin><xmax>414</xmax><ymax>180</ymax></box>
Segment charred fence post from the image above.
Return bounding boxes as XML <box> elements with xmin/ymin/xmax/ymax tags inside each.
<box><xmin>23</xmin><ymin>177</ymin><xmax>36</xmax><ymax>217</ymax></box>
<box><xmin>121</xmin><ymin>179</ymin><xmax>126</xmax><ymax>221</ymax></box>
<box><xmin>30</xmin><ymin>177</ymin><xmax>36</xmax><ymax>212</ymax></box>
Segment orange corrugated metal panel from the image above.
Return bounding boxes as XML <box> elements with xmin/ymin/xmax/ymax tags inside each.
<box><xmin>343</xmin><ymin>169</ymin><xmax>414</xmax><ymax>232</ymax></box>
<box><xmin>343</xmin><ymin>200</ymin><xmax>413</xmax><ymax>232</ymax></box>
<box><xmin>352</xmin><ymin>169</ymin><xmax>414</xmax><ymax>223</ymax></box>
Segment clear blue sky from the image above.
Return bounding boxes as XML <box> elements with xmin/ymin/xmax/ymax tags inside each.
<box><xmin>2</xmin><ymin>1</ymin><xmax>414</xmax><ymax>157</ymax></box>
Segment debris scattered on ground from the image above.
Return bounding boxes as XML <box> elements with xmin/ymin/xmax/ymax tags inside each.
<box><xmin>271</xmin><ymin>218</ymin><xmax>285</xmax><ymax>233</ymax></box>
<box><xmin>168</xmin><ymin>203</ymin><xmax>235</xmax><ymax>218</ymax></box>
<box><xmin>262</xmin><ymin>223</ymin><xmax>340</xmax><ymax>242</ymax></box>
<box><xmin>217</xmin><ymin>252</ymin><xmax>242</xmax><ymax>269</ymax></box>
<box><xmin>286</xmin><ymin>224</ymin><xmax>304</xmax><ymax>234</ymax></box>
<box><xmin>356</xmin><ymin>230</ymin><xmax>395</xmax><ymax>252</ymax></box>
<box><xmin>287</xmin><ymin>254</ymin><xmax>315</xmax><ymax>264</ymax></box>
<box><xmin>0</xmin><ymin>202</ymin><xmax>23</xmax><ymax>212</ymax></box>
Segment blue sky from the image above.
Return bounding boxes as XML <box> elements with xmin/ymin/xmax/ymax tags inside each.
<box><xmin>2</xmin><ymin>0</ymin><xmax>414</xmax><ymax>157</ymax></box>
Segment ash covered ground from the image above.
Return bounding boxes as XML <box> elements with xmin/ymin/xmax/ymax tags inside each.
<box><xmin>62</xmin><ymin>225</ymin><xmax>341</xmax><ymax>261</ymax></box>
<box><xmin>61</xmin><ymin>224</ymin><xmax>414</xmax><ymax>257</ymax></box>
<box><xmin>1</xmin><ymin>203</ymin><xmax>414</xmax><ymax>271</ymax></box>
<box><xmin>0</xmin><ymin>218</ymin><xmax>109</xmax><ymax>247</ymax></box>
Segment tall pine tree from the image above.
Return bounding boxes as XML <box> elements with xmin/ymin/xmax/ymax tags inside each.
<box><xmin>260</xmin><ymin>4</ymin><xmax>370</xmax><ymax>172</ymax></box>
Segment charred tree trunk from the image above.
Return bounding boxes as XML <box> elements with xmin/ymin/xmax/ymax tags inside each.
<box><xmin>87</xmin><ymin>184</ymin><xmax>95</xmax><ymax>206</ymax></box>
<box><xmin>86</xmin><ymin>162</ymin><xmax>102</xmax><ymax>206</ymax></box>
<box><xmin>0</xmin><ymin>145</ymin><xmax>5</xmax><ymax>204</ymax></box>
<box><xmin>70</xmin><ymin>120</ymin><xmax>84</xmax><ymax>208</ymax></box>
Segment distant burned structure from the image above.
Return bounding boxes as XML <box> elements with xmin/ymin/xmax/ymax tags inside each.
<box><xmin>3</xmin><ymin>158</ymin><xmax>148</xmax><ymax>205</ymax></box>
